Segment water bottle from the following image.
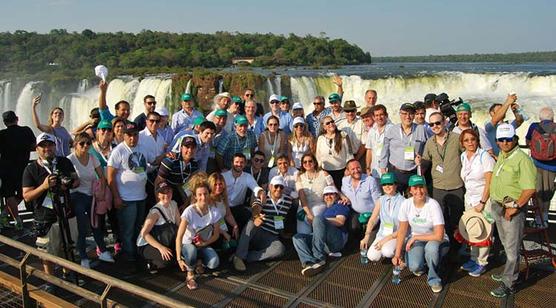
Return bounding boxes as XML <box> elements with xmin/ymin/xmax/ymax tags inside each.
<box><xmin>515</xmin><ymin>106</ymin><xmax>529</xmax><ymax>121</ymax></box>
<box><xmin>392</xmin><ymin>266</ymin><xmax>401</xmax><ymax>285</ymax></box>
<box><xmin>360</xmin><ymin>248</ymin><xmax>369</xmax><ymax>264</ymax></box>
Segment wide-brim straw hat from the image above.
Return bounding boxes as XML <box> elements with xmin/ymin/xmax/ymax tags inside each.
<box><xmin>458</xmin><ymin>209</ymin><xmax>492</xmax><ymax>243</ymax></box>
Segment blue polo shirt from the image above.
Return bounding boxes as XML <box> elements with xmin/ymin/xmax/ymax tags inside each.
<box><xmin>341</xmin><ymin>174</ymin><xmax>381</xmax><ymax>214</ymax></box>
<box><xmin>323</xmin><ymin>203</ymin><xmax>350</xmax><ymax>235</ymax></box>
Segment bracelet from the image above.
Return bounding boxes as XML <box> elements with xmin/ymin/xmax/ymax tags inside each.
<box><xmin>479</xmin><ymin>200</ymin><xmax>486</xmax><ymax>205</ymax></box>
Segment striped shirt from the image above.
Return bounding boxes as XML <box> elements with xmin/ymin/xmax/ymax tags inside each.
<box><xmin>157</xmin><ymin>156</ymin><xmax>199</xmax><ymax>186</ymax></box>
<box><xmin>252</xmin><ymin>194</ymin><xmax>293</xmax><ymax>235</ymax></box>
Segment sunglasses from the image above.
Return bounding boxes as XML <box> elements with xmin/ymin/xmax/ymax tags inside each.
<box><xmin>245</xmin><ymin>93</ymin><xmax>254</xmax><ymax>97</ymax></box>
<box><xmin>99</xmin><ymin>128</ymin><xmax>112</xmax><ymax>132</ymax></box>
<box><xmin>146</xmin><ymin>101</ymin><xmax>156</xmax><ymax>105</ymax></box>
<box><xmin>294</xmin><ymin>124</ymin><xmax>304</xmax><ymax>128</ymax></box>
<box><xmin>253</xmin><ymin>158</ymin><xmax>264</xmax><ymax>163</ymax></box>
<box><xmin>462</xmin><ymin>138</ymin><xmax>476</xmax><ymax>143</ymax></box>
<box><xmin>429</xmin><ymin>121</ymin><xmax>443</xmax><ymax>127</ymax></box>
<box><xmin>324</xmin><ymin>120</ymin><xmax>335</xmax><ymax>126</ymax></box>
<box><xmin>270</xmin><ymin>100</ymin><xmax>280</xmax><ymax>105</ymax></box>
<box><xmin>268</xmin><ymin>123</ymin><xmax>278</xmax><ymax>126</ymax></box>
<box><xmin>382</xmin><ymin>183</ymin><xmax>395</xmax><ymax>187</ymax></box>
<box><xmin>324</xmin><ymin>193</ymin><xmax>336</xmax><ymax>197</ymax></box>
<box><xmin>273</xmin><ymin>185</ymin><xmax>284</xmax><ymax>190</ymax></box>
<box><xmin>148</xmin><ymin>119</ymin><xmax>160</xmax><ymax>123</ymax></box>
<box><xmin>79</xmin><ymin>141</ymin><xmax>92</xmax><ymax>147</ymax></box>
<box><xmin>497</xmin><ymin>137</ymin><xmax>513</xmax><ymax>143</ymax></box>
<box><xmin>313</xmin><ymin>102</ymin><xmax>324</xmax><ymax>105</ymax></box>
<box><xmin>302</xmin><ymin>160</ymin><xmax>314</xmax><ymax>164</ymax></box>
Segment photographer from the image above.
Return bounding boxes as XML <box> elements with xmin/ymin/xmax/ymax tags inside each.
<box><xmin>22</xmin><ymin>133</ymin><xmax>79</xmax><ymax>278</ymax></box>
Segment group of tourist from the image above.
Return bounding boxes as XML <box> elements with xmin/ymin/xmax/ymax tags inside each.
<box><xmin>0</xmin><ymin>76</ymin><xmax>554</xmax><ymax>297</ymax></box>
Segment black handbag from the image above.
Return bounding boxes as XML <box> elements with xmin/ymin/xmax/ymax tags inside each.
<box><xmin>150</xmin><ymin>207</ymin><xmax>178</xmax><ymax>249</ymax></box>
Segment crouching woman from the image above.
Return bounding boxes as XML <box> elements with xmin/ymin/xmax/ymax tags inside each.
<box><xmin>137</xmin><ymin>182</ymin><xmax>180</xmax><ymax>273</ymax></box>
<box><xmin>175</xmin><ymin>182</ymin><xmax>221</xmax><ymax>290</ymax></box>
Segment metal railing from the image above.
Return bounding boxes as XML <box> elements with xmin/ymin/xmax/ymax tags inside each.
<box><xmin>0</xmin><ymin>234</ymin><xmax>189</xmax><ymax>308</ymax></box>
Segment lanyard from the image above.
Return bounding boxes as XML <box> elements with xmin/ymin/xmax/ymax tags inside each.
<box><xmin>180</xmin><ymin>160</ymin><xmax>191</xmax><ymax>183</ymax></box>
<box><xmin>434</xmin><ymin>133</ymin><xmax>450</xmax><ymax>162</ymax></box>
<box><xmin>270</xmin><ymin>197</ymin><xmax>283</xmax><ymax>215</ymax></box>
<box><xmin>251</xmin><ymin>167</ymin><xmax>261</xmax><ymax>183</ymax></box>
<box><xmin>235</xmin><ymin>134</ymin><xmax>248</xmax><ymax>151</ymax></box>
<box><xmin>267</xmin><ymin>132</ymin><xmax>279</xmax><ymax>156</ymax></box>
<box><xmin>399</xmin><ymin>125</ymin><xmax>415</xmax><ymax>146</ymax></box>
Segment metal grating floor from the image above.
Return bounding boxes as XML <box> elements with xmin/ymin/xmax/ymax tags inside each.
<box><xmin>225</xmin><ymin>287</ymin><xmax>289</xmax><ymax>308</ymax></box>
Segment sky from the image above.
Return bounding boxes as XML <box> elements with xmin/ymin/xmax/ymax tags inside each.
<box><xmin>2</xmin><ymin>0</ymin><xmax>556</xmax><ymax>57</ymax></box>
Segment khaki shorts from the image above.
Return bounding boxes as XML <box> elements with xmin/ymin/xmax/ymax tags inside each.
<box><xmin>36</xmin><ymin>217</ymin><xmax>78</xmax><ymax>258</ymax></box>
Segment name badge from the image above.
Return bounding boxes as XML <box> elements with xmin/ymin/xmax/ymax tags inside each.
<box><xmin>382</xmin><ymin>222</ymin><xmax>394</xmax><ymax>236</ymax></box>
<box><xmin>133</xmin><ymin>166</ymin><xmax>145</xmax><ymax>174</ymax></box>
<box><xmin>435</xmin><ymin>165</ymin><xmax>444</xmax><ymax>174</ymax></box>
<box><xmin>274</xmin><ymin>215</ymin><xmax>285</xmax><ymax>230</ymax></box>
<box><xmin>42</xmin><ymin>194</ymin><xmax>54</xmax><ymax>210</ymax></box>
<box><xmin>268</xmin><ymin>156</ymin><xmax>275</xmax><ymax>168</ymax></box>
<box><xmin>219</xmin><ymin>219</ymin><xmax>228</xmax><ymax>232</ymax></box>
<box><xmin>404</xmin><ymin>146</ymin><xmax>415</xmax><ymax>160</ymax></box>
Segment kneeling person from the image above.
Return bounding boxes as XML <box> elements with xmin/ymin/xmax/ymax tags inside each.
<box><xmin>293</xmin><ymin>186</ymin><xmax>349</xmax><ymax>277</ymax></box>
<box><xmin>231</xmin><ymin>176</ymin><xmax>293</xmax><ymax>272</ymax></box>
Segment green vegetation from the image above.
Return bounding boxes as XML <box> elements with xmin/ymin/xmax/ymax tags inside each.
<box><xmin>375</xmin><ymin>51</ymin><xmax>556</xmax><ymax>63</ymax></box>
<box><xmin>0</xmin><ymin>29</ymin><xmax>372</xmax><ymax>79</ymax></box>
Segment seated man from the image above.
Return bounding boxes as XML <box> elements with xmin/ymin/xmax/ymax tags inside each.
<box><xmin>231</xmin><ymin>176</ymin><xmax>293</xmax><ymax>272</ymax></box>
<box><xmin>292</xmin><ymin>186</ymin><xmax>349</xmax><ymax>277</ymax></box>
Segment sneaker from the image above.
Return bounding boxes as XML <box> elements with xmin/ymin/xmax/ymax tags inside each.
<box><xmin>98</xmin><ymin>251</ymin><xmax>115</xmax><ymax>263</ymax></box>
<box><xmin>460</xmin><ymin>260</ymin><xmax>477</xmax><ymax>272</ymax></box>
<box><xmin>302</xmin><ymin>260</ymin><xmax>326</xmax><ymax>277</ymax></box>
<box><xmin>491</xmin><ymin>273</ymin><xmax>503</xmax><ymax>282</ymax></box>
<box><xmin>232</xmin><ymin>255</ymin><xmax>246</xmax><ymax>272</ymax></box>
<box><xmin>412</xmin><ymin>271</ymin><xmax>425</xmax><ymax>277</ymax></box>
<box><xmin>328</xmin><ymin>252</ymin><xmax>342</xmax><ymax>258</ymax></box>
<box><xmin>146</xmin><ymin>262</ymin><xmax>158</xmax><ymax>274</ymax></box>
<box><xmin>490</xmin><ymin>284</ymin><xmax>515</xmax><ymax>298</ymax></box>
<box><xmin>431</xmin><ymin>284</ymin><xmax>443</xmax><ymax>293</ymax></box>
<box><xmin>80</xmin><ymin>259</ymin><xmax>91</xmax><ymax>269</ymax></box>
<box><xmin>469</xmin><ymin>265</ymin><xmax>486</xmax><ymax>277</ymax></box>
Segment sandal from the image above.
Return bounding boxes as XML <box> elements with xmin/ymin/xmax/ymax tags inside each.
<box><xmin>186</xmin><ymin>274</ymin><xmax>198</xmax><ymax>290</ymax></box>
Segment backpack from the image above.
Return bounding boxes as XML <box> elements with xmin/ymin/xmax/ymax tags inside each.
<box><xmin>530</xmin><ymin>122</ymin><xmax>556</xmax><ymax>161</ymax></box>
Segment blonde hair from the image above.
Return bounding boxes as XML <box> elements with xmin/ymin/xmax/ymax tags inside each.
<box><xmin>207</xmin><ymin>172</ymin><xmax>230</xmax><ymax>208</ymax></box>
<box><xmin>187</xmin><ymin>172</ymin><xmax>209</xmax><ymax>204</ymax></box>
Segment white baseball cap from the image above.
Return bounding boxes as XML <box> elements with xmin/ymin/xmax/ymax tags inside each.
<box><xmin>36</xmin><ymin>133</ymin><xmax>57</xmax><ymax>146</ymax></box>
<box><xmin>155</xmin><ymin>106</ymin><xmax>169</xmax><ymax>117</ymax></box>
<box><xmin>323</xmin><ymin>186</ymin><xmax>338</xmax><ymax>195</ymax></box>
<box><xmin>292</xmin><ymin>102</ymin><xmax>304</xmax><ymax>110</ymax></box>
<box><xmin>496</xmin><ymin>123</ymin><xmax>516</xmax><ymax>139</ymax></box>
<box><xmin>270</xmin><ymin>176</ymin><xmax>286</xmax><ymax>187</ymax></box>
<box><xmin>293</xmin><ymin>117</ymin><xmax>305</xmax><ymax>127</ymax></box>
<box><xmin>268</xmin><ymin>94</ymin><xmax>281</xmax><ymax>102</ymax></box>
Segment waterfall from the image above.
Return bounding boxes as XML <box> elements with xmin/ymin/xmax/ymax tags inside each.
<box><xmin>1</xmin><ymin>81</ymin><xmax>12</xmax><ymax>117</ymax></box>
<box><xmin>185</xmin><ymin>79</ymin><xmax>192</xmax><ymax>94</ymax></box>
<box><xmin>217</xmin><ymin>79</ymin><xmax>224</xmax><ymax>93</ymax></box>
<box><xmin>130</xmin><ymin>78</ymin><xmax>173</xmax><ymax>119</ymax></box>
<box><xmin>15</xmin><ymin>81</ymin><xmax>42</xmax><ymax>132</ymax></box>
<box><xmin>274</xmin><ymin>75</ymin><xmax>281</xmax><ymax>96</ymax></box>
<box><xmin>265</xmin><ymin>77</ymin><xmax>275</xmax><ymax>96</ymax></box>
<box><xmin>77</xmin><ymin>79</ymin><xmax>89</xmax><ymax>93</ymax></box>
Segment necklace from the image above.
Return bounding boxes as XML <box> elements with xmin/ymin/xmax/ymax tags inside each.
<box><xmin>306</xmin><ymin>171</ymin><xmax>317</xmax><ymax>184</ymax></box>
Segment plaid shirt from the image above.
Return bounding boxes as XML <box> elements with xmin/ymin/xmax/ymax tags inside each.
<box><xmin>306</xmin><ymin>107</ymin><xmax>331</xmax><ymax>137</ymax></box>
<box><xmin>216</xmin><ymin>131</ymin><xmax>257</xmax><ymax>169</ymax></box>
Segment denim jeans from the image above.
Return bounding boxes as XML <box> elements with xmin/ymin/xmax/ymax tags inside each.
<box><xmin>235</xmin><ymin>220</ymin><xmax>285</xmax><ymax>262</ymax></box>
<box><xmin>406</xmin><ymin>240</ymin><xmax>450</xmax><ymax>286</ymax></box>
<box><xmin>116</xmin><ymin>199</ymin><xmax>145</xmax><ymax>258</ymax></box>
<box><xmin>71</xmin><ymin>192</ymin><xmax>106</xmax><ymax>259</ymax></box>
<box><xmin>180</xmin><ymin>243</ymin><xmax>219</xmax><ymax>272</ymax></box>
<box><xmin>293</xmin><ymin>216</ymin><xmax>347</xmax><ymax>266</ymax></box>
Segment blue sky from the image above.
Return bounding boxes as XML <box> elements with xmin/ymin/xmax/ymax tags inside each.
<box><xmin>2</xmin><ymin>0</ymin><xmax>555</xmax><ymax>56</ymax></box>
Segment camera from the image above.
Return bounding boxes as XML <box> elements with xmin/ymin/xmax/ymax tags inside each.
<box><xmin>436</xmin><ymin>93</ymin><xmax>463</xmax><ymax>124</ymax></box>
<box><xmin>44</xmin><ymin>159</ymin><xmax>74</xmax><ymax>192</ymax></box>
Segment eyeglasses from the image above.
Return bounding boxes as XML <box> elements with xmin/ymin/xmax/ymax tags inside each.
<box><xmin>268</xmin><ymin>123</ymin><xmax>278</xmax><ymax>127</ymax></box>
<box><xmin>273</xmin><ymin>185</ymin><xmax>284</xmax><ymax>190</ymax></box>
<box><xmin>148</xmin><ymin>119</ymin><xmax>160</xmax><ymax>123</ymax></box>
<box><xmin>324</xmin><ymin>120</ymin><xmax>334</xmax><ymax>126</ymax></box>
<box><xmin>99</xmin><ymin>128</ymin><xmax>112</xmax><ymax>132</ymax></box>
<box><xmin>313</xmin><ymin>102</ymin><xmax>324</xmax><ymax>105</ymax></box>
<box><xmin>146</xmin><ymin>101</ymin><xmax>156</xmax><ymax>105</ymax></box>
<box><xmin>324</xmin><ymin>193</ymin><xmax>336</xmax><ymax>197</ymax></box>
<box><xmin>253</xmin><ymin>158</ymin><xmax>264</xmax><ymax>163</ymax></box>
<box><xmin>302</xmin><ymin>160</ymin><xmax>314</xmax><ymax>164</ymax></box>
<box><xmin>429</xmin><ymin>121</ymin><xmax>443</xmax><ymax>127</ymax></box>
<box><xmin>78</xmin><ymin>141</ymin><xmax>92</xmax><ymax>147</ymax></box>
<box><xmin>462</xmin><ymin>138</ymin><xmax>476</xmax><ymax>143</ymax></box>
<box><xmin>497</xmin><ymin>137</ymin><xmax>513</xmax><ymax>143</ymax></box>
<box><xmin>270</xmin><ymin>100</ymin><xmax>280</xmax><ymax>105</ymax></box>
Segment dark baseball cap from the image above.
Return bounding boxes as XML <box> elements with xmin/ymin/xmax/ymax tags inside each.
<box><xmin>123</xmin><ymin>122</ymin><xmax>139</xmax><ymax>135</ymax></box>
<box><xmin>424</xmin><ymin>93</ymin><xmax>437</xmax><ymax>103</ymax></box>
<box><xmin>155</xmin><ymin>182</ymin><xmax>172</xmax><ymax>194</ymax></box>
<box><xmin>400</xmin><ymin>103</ymin><xmax>416</xmax><ymax>113</ymax></box>
<box><xmin>2</xmin><ymin>111</ymin><xmax>17</xmax><ymax>122</ymax></box>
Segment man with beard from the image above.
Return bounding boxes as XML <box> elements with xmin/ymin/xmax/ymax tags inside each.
<box><xmin>134</xmin><ymin>95</ymin><xmax>157</xmax><ymax>131</ymax></box>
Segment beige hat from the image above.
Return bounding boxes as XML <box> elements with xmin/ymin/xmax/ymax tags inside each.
<box><xmin>458</xmin><ymin>209</ymin><xmax>492</xmax><ymax>243</ymax></box>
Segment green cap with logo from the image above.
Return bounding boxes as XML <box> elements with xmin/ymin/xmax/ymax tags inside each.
<box><xmin>456</xmin><ymin>102</ymin><xmax>471</xmax><ymax>113</ymax></box>
<box><xmin>181</xmin><ymin>93</ymin><xmax>193</xmax><ymax>101</ymax></box>
<box><xmin>234</xmin><ymin>115</ymin><xmax>248</xmax><ymax>125</ymax></box>
<box><xmin>214</xmin><ymin>109</ymin><xmax>228</xmax><ymax>118</ymax></box>
<box><xmin>380</xmin><ymin>172</ymin><xmax>396</xmax><ymax>185</ymax></box>
<box><xmin>232</xmin><ymin>96</ymin><xmax>242</xmax><ymax>104</ymax></box>
<box><xmin>280</xmin><ymin>95</ymin><xmax>289</xmax><ymax>102</ymax></box>
<box><xmin>97</xmin><ymin>119</ymin><xmax>112</xmax><ymax>130</ymax></box>
<box><xmin>328</xmin><ymin>93</ymin><xmax>341</xmax><ymax>103</ymax></box>
<box><xmin>408</xmin><ymin>175</ymin><xmax>426</xmax><ymax>187</ymax></box>
<box><xmin>193</xmin><ymin>116</ymin><xmax>205</xmax><ymax>126</ymax></box>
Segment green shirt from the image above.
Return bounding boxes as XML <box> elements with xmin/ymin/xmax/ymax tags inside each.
<box><xmin>423</xmin><ymin>132</ymin><xmax>463</xmax><ymax>190</ymax></box>
<box><xmin>490</xmin><ymin>146</ymin><xmax>537</xmax><ymax>202</ymax></box>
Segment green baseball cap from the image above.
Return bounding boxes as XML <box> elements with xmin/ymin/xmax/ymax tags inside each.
<box><xmin>408</xmin><ymin>175</ymin><xmax>426</xmax><ymax>187</ymax></box>
<box><xmin>380</xmin><ymin>172</ymin><xmax>396</xmax><ymax>185</ymax></box>
<box><xmin>234</xmin><ymin>115</ymin><xmax>248</xmax><ymax>125</ymax></box>
<box><xmin>328</xmin><ymin>93</ymin><xmax>341</xmax><ymax>103</ymax></box>
<box><xmin>232</xmin><ymin>96</ymin><xmax>242</xmax><ymax>104</ymax></box>
<box><xmin>214</xmin><ymin>109</ymin><xmax>228</xmax><ymax>118</ymax></box>
<box><xmin>181</xmin><ymin>93</ymin><xmax>192</xmax><ymax>101</ymax></box>
<box><xmin>97</xmin><ymin>119</ymin><xmax>112</xmax><ymax>130</ymax></box>
<box><xmin>456</xmin><ymin>102</ymin><xmax>471</xmax><ymax>113</ymax></box>
<box><xmin>193</xmin><ymin>116</ymin><xmax>205</xmax><ymax>126</ymax></box>
<box><xmin>280</xmin><ymin>95</ymin><xmax>289</xmax><ymax>102</ymax></box>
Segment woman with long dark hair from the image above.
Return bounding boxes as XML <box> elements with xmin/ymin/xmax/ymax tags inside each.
<box><xmin>315</xmin><ymin>115</ymin><xmax>353</xmax><ymax>188</ymax></box>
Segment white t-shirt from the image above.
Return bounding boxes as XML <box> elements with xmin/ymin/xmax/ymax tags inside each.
<box><xmin>398</xmin><ymin>197</ymin><xmax>448</xmax><ymax>241</ymax></box>
<box><xmin>67</xmin><ymin>153</ymin><xmax>100</xmax><ymax>196</ymax></box>
<box><xmin>180</xmin><ymin>204</ymin><xmax>222</xmax><ymax>244</ymax></box>
<box><xmin>136</xmin><ymin>201</ymin><xmax>179</xmax><ymax>247</ymax></box>
<box><xmin>460</xmin><ymin>148</ymin><xmax>495</xmax><ymax>207</ymax></box>
<box><xmin>107</xmin><ymin>142</ymin><xmax>148</xmax><ymax>201</ymax></box>
<box><xmin>138</xmin><ymin>128</ymin><xmax>167</xmax><ymax>168</ymax></box>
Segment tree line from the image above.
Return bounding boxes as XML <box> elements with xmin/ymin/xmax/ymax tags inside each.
<box><xmin>0</xmin><ymin>29</ymin><xmax>372</xmax><ymax>78</ymax></box>
<box><xmin>375</xmin><ymin>51</ymin><xmax>556</xmax><ymax>63</ymax></box>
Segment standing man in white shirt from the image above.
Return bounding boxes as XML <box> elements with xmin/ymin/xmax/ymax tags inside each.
<box><xmin>171</xmin><ymin>93</ymin><xmax>203</xmax><ymax>135</ymax></box>
<box><xmin>365</xmin><ymin>104</ymin><xmax>393</xmax><ymax>180</ymax></box>
<box><xmin>222</xmin><ymin>153</ymin><xmax>266</xmax><ymax>229</ymax></box>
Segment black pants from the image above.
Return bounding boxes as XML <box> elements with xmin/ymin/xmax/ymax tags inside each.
<box><xmin>231</xmin><ymin>205</ymin><xmax>252</xmax><ymax>232</ymax></box>
<box><xmin>326</xmin><ymin>168</ymin><xmax>345</xmax><ymax>190</ymax></box>
<box><xmin>432</xmin><ymin>187</ymin><xmax>465</xmax><ymax>247</ymax></box>
<box><xmin>391</xmin><ymin>167</ymin><xmax>417</xmax><ymax>196</ymax></box>
<box><xmin>138</xmin><ymin>244</ymin><xmax>174</xmax><ymax>270</ymax></box>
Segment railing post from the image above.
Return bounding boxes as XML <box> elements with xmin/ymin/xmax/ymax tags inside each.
<box><xmin>100</xmin><ymin>284</ymin><xmax>112</xmax><ymax>308</ymax></box>
<box><xmin>19</xmin><ymin>253</ymin><xmax>32</xmax><ymax>308</ymax></box>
